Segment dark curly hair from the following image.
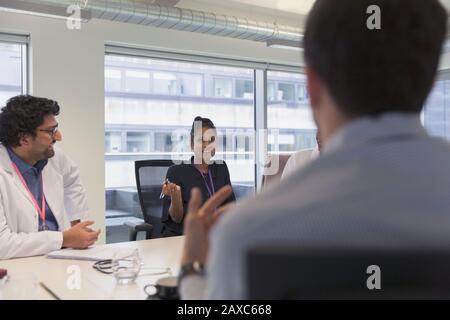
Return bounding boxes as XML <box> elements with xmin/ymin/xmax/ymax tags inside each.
<box><xmin>0</xmin><ymin>95</ymin><xmax>60</xmax><ymax>148</ymax></box>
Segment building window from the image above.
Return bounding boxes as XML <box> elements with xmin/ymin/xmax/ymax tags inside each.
<box><xmin>213</xmin><ymin>77</ymin><xmax>233</xmax><ymax>98</ymax></box>
<box><xmin>277</xmin><ymin>82</ymin><xmax>296</xmax><ymax>101</ymax></box>
<box><xmin>125</xmin><ymin>70</ymin><xmax>150</xmax><ymax>93</ymax></box>
<box><xmin>0</xmin><ymin>41</ymin><xmax>27</xmax><ymax>106</ymax></box>
<box><xmin>105</xmin><ymin>54</ymin><xmax>255</xmax><ymax>243</ymax></box>
<box><xmin>267</xmin><ymin>81</ymin><xmax>276</xmax><ymax>101</ymax></box>
<box><xmin>235</xmin><ymin>79</ymin><xmax>254</xmax><ymax>99</ymax></box>
<box><xmin>267</xmin><ymin>71</ymin><xmax>317</xmax><ymax>154</ymax></box>
<box><xmin>153</xmin><ymin>72</ymin><xmax>177</xmax><ymax>95</ymax></box>
<box><xmin>297</xmin><ymin>84</ymin><xmax>309</xmax><ymax>103</ymax></box>
<box><xmin>105</xmin><ymin>69</ymin><xmax>122</xmax><ymax>92</ymax></box>
<box><xmin>423</xmin><ymin>76</ymin><xmax>450</xmax><ymax>141</ymax></box>
<box><xmin>179</xmin><ymin>73</ymin><xmax>203</xmax><ymax>96</ymax></box>
<box><xmin>126</xmin><ymin>132</ymin><xmax>150</xmax><ymax>153</ymax></box>
<box><xmin>105</xmin><ymin>132</ymin><xmax>123</xmax><ymax>153</ymax></box>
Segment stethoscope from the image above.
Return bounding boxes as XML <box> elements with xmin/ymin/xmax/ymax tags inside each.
<box><xmin>92</xmin><ymin>259</ymin><xmax>172</xmax><ymax>276</ymax></box>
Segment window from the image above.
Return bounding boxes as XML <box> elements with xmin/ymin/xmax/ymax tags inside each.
<box><xmin>297</xmin><ymin>84</ymin><xmax>309</xmax><ymax>103</ymax></box>
<box><xmin>236</xmin><ymin>79</ymin><xmax>254</xmax><ymax>99</ymax></box>
<box><xmin>423</xmin><ymin>74</ymin><xmax>450</xmax><ymax>141</ymax></box>
<box><xmin>277</xmin><ymin>82</ymin><xmax>296</xmax><ymax>101</ymax></box>
<box><xmin>213</xmin><ymin>77</ymin><xmax>233</xmax><ymax>98</ymax></box>
<box><xmin>105</xmin><ymin>54</ymin><xmax>255</xmax><ymax>243</ymax></box>
<box><xmin>105</xmin><ymin>69</ymin><xmax>122</xmax><ymax>92</ymax></box>
<box><xmin>153</xmin><ymin>72</ymin><xmax>177</xmax><ymax>95</ymax></box>
<box><xmin>105</xmin><ymin>132</ymin><xmax>123</xmax><ymax>153</ymax></box>
<box><xmin>179</xmin><ymin>73</ymin><xmax>203</xmax><ymax>96</ymax></box>
<box><xmin>154</xmin><ymin>132</ymin><xmax>173</xmax><ymax>152</ymax></box>
<box><xmin>267</xmin><ymin>71</ymin><xmax>317</xmax><ymax>154</ymax></box>
<box><xmin>126</xmin><ymin>132</ymin><xmax>150</xmax><ymax>153</ymax></box>
<box><xmin>267</xmin><ymin>81</ymin><xmax>276</xmax><ymax>101</ymax></box>
<box><xmin>125</xmin><ymin>70</ymin><xmax>150</xmax><ymax>93</ymax></box>
<box><xmin>0</xmin><ymin>39</ymin><xmax>27</xmax><ymax>106</ymax></box>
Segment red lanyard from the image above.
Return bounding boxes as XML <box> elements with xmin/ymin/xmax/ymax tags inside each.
<box><xmin>11</xmin><ymin>163</ymin><xmax>46</xmax><ymax>227</ymax></box>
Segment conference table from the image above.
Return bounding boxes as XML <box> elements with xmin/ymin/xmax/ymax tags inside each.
<box><xmin>0</xmin><ymin>236</ymin><xmax>184</xmax><ymax>300</ymax></box>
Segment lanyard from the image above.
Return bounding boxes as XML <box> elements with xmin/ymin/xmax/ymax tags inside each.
<box><xmin>193</xmin><ymin>165</ymin><xmax>215</xmax><ymax>198</ymax></box>
<box><xmin>11</xmin><ymin>163</ymin><xmax>46</xmax><ymax>229</ymax></box>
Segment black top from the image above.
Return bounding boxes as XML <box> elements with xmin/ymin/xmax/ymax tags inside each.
<box><xmin>162</xmin><ymin>158</ymin><xmax>236</xmax><ymax>235</ymax></box>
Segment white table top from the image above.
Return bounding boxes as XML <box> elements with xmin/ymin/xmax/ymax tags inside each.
<box><xmin>0</xmin><ymin>236</ymin><xmax>184</xmax><ymax>300</ymax></box>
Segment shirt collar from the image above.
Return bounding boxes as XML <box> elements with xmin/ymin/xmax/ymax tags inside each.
<box><xmin>190</xmin><ymin>156</ymin><xmax>217</xmax><ymax>178</ymax></box>
<box><xmin>323</xmin><ymin>112</ymin><xmax>428</xmax><ymax>155</ymax></box>
<box><xmin>7</xmin><ymin>148</ymin><xmax>48</xmax><ymax>175</ymax></box>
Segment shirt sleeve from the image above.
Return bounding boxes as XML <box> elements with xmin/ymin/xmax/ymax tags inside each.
<box><xmin>162</xmin><ymin>166</ymin><xmax>174</xmax><ymax>222</ymax></box>
<box><xmin>179</xmin><ymin>275</ymin><xmax>208</xmax><ymax>300</ymax></box>
<box><xmin>281</xmin><ymin>155</ymin><xmax>294</xmax><ymax>180</ymax></box>
<box><xmin>162</xmin><ymin>166</ymin><xmax>186</xmax><ymax>222</ymax></box>
<box><xmin>0</xmin><ymin>190</ymin><xmax>63</xmax><ymax>259</ymax></box>
<box><xmin>223</xmin><ymin>161</ymin><xmax>236</xmax><ymax>204</ymax></box>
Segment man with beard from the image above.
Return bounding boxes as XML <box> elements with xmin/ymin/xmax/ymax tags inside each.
<box><xmin>0</xmin><ymin>95</ymin><xmax>100</xmax><ymax>259</ymax></box>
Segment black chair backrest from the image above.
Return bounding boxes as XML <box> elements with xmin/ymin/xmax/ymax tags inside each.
<box><xmin>247</xmin><ymin>245</ymin><xmax>450</xmax><ymax>299</ymax></box>
<box><xmin>135</xmin><ymin>160</ymin><xmax>174</xmax><ymax>238</ymax></box>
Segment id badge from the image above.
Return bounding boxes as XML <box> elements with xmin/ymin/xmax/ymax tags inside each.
<box><xmin>39</xmin><ymin>224</ymin><xmax>49</xmax><ymax>231</ymax></box>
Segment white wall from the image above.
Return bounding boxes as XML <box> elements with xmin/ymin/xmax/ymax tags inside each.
<box><xmin>0</xmin><ymin>9</ymin><xmax>303</xmax><ymax>243</ymax></box>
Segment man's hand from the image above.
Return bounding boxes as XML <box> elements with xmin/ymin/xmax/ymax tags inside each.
<box><xmin>70</xmin><ymin>219</ymin><xmax>81</xmax><ymax>227</ymax></box>
<box><xmin>181</xmin><ymin>186</ymin><xmax>234</xmax><ymax>265</ymax></box>
<box><xmin>62</xmin><ymin>220</ymin><xmax>101</xmax><ymax>249</ymax></box>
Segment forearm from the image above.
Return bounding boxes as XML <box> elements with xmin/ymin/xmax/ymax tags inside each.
<box><xmin>169</xmin><ymin>196</ymin><xmax>184</xmax><ymax>223</ymax></box>
<box><xmin>0</xmin><ymin>229</ymin><xmax>63</xmax><ymax>259</ymax></box>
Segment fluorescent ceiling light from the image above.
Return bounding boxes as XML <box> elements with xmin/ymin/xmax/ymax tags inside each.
<box><xmin>0</xmin><ymin>0</ymin><xmax>91</xmax><ymax>22</ymax></box>
<box><xmin>266</xmin><ymin>39</ymin><xmax>302</xmax><ymax>51</ymax></box>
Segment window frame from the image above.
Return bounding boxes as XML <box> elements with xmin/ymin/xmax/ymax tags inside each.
<box><xmin>0</xmin><ymin>33</ymin><xmax>29</xmax><ymax>99</ymax></box>
<box><xmin>105</xmin><ymin>44</ymin><xmax>304</xmax><ymax>191</ymax></box>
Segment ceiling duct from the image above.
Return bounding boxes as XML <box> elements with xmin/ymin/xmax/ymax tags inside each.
<box><xmin>1</xmin><ymin>0</ymin><xmax>303</xmax><ymax>46</ymax></box>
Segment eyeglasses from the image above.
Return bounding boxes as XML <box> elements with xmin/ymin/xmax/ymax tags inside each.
<box><xmin>39</xmin><ymin>126</ymin><xmax>59</xmax><ymax>137</ymax></box>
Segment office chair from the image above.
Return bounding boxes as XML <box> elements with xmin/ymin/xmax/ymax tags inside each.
<box><xmin>261</xmin><ymin>154</ymin><xmax>291</xmax><ymax>189</ymax></box>
<box><xmin>125</xmin><ymin>160</ymin><xmax>174</xmax><ymax>241</ymax></box>
<box><xmin>246</xmin><ymin>245</ymin><xmax>450</xmax><ymax>299</ymax></box>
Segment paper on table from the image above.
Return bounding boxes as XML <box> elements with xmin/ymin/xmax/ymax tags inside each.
<box><xmin>46</xmin><ymin>246</ymin><xmax>134</xmax><ymax>261</ymax></box>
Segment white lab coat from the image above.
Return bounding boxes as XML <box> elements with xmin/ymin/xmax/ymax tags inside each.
<box><xmin>281</xmin><ymin>147</ymin><xmax>320</xmax><ymax>180</ymax></box>
<box><xmin>0</xmin><ymin>145</ymin><xmax>89</xmax><ymax>259</ymax></box>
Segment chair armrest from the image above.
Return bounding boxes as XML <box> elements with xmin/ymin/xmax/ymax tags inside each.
<box><xmin>124</xmin><ymin>221</ymin><xmax>154</xmax><ymax>232</ymax></box>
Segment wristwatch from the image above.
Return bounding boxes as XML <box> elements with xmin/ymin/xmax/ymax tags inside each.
<box><xmin>178</xmin><ymin>261</ymin><xmax>205</xmax><ymax>283</ymax></box>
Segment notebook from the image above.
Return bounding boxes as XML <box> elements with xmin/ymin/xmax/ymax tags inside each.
<box><xmin>46</xmin><ymin>246</ymin><xmax>133</xmax><ymax>261</ymax></box>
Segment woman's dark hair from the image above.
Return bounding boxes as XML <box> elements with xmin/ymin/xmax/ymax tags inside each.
<box><xmin>0</xmin><ymin>95</ymin><xmax>60</xmax><ymax>147</ymax></box>
<box><xmin>190</xmin><ymin>116</ymin><xmax>216</xmax><ymax>145</ymax></box>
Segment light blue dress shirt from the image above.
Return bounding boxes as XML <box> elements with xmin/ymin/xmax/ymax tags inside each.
<box><xmin>180</xmin><ymin>113</ymin><xmax>450</xmax><ymax>299</ymax></box>
<box><xmin>7</xmin><ymin>148</ymin><xmax>59</xmax><ymax>231</ymax></box>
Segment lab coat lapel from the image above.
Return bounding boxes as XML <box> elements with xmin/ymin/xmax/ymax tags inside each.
<box><xmin>0</xmin><ymin>145</ymin><xmax>36</xmax><ymax>210</ymax></box>
<box><xmin>42</xmin><ymin>166</ymin><xmax>65</xmax><ymax>231</ymax></box>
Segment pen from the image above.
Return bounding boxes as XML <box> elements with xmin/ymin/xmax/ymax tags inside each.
<box><xmin>159</xmin><ymin>178</ymin><xmax>170</xmax><ymax>199</ymax></box>
<box><xmin>39</xmin><ymin>282</ymin><xmax>61</xmax><ymax>300</ymax></box>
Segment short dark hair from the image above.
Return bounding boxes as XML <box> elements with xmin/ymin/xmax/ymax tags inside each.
<box><xmin>304</xmin><ymin>0</ymin><xmax>448</xmax><ymax>118</ymax></box>
<box><xmin>0</xmin><ymin>95</ymin><xmax>60</xmax><ymax>147</ymax></box>
<box><xmin>190</xmin><ymin>116</ymin><xmax>216</xmax><ymax>145</ymax></box>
